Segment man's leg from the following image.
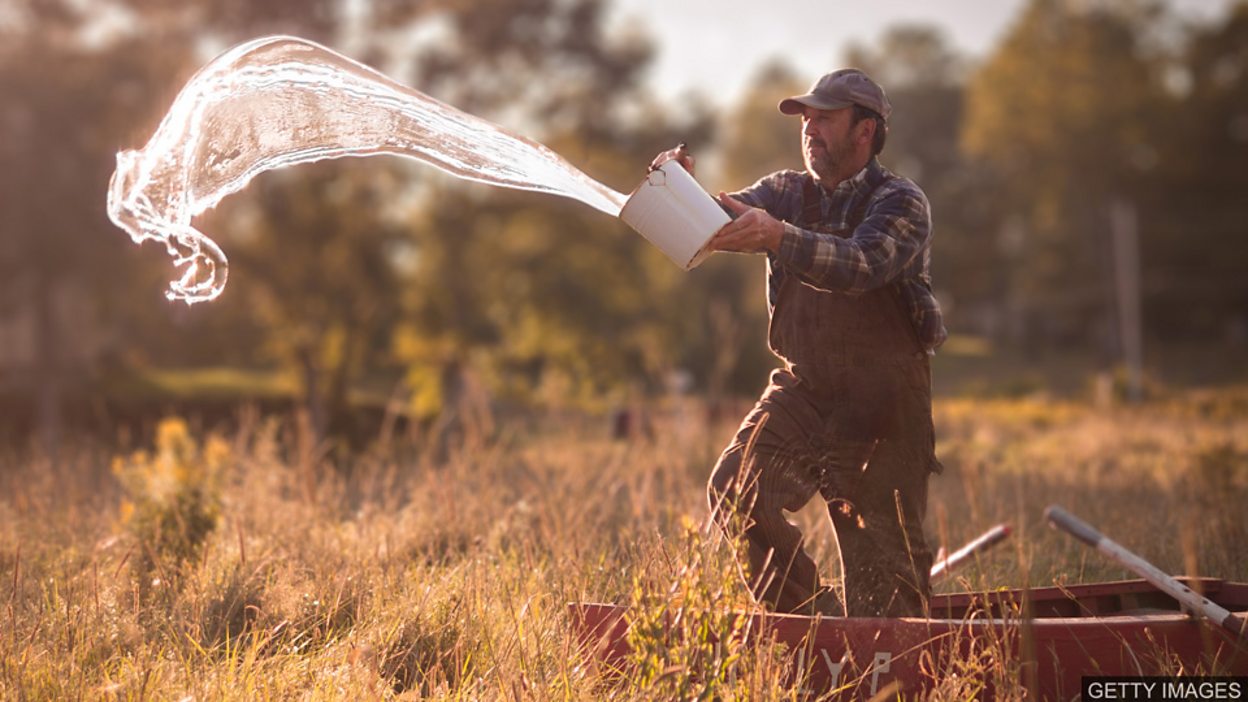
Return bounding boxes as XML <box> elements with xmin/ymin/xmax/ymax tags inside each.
<box><xmin>708</xmin><ymin>446</ymin><xmax>824</xmax><ymax>613</ymax></box>
<box><xmin>827</xmin><ymin>447</ymin><xmax>932</xmax><ymax>617</ymax></box>
<box><xmin>707</xmin><ymin>371</ymin><xmax>825</xmax><ymax>614</ymax></box>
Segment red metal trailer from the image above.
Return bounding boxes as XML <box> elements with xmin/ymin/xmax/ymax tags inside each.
<box><xmin>570</xmin><ymin>578</ymin><xmax>1248</xmax><ymax>699</ymax></box>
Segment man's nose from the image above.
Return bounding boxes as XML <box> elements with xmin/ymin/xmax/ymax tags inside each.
<box><xmin>802</xmin><ymin>118</ymin><xmax>817</xmax><ymax>136</ymax></box>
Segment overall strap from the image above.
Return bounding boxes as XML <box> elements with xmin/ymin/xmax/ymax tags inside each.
<box><xmin>800</xmin><ymin>176</ymin><xmax>823</xmax><ymax>228</ymax></box>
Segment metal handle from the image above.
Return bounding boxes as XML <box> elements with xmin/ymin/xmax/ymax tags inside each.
<box><xmin>1044</xmin><ymin>504</ymin><xmax>1248</xmax><ymax>641</ymax></box>
<box><xmin>930</xmin><ymin>523</ymin><xmax>1011</xmax><ymax>581</ymax></box>
<box><xmin>1044</xmin><ymin>505</ymin><xmax>1102</xmax><ymax>547</ymax></box>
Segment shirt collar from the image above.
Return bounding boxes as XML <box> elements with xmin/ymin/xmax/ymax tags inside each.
<box><xmin>811</xmin><ymin>158</ymin><xmax>889</xmax><ymax>216</ymax></box>
<box><xmin>835</xmin><ymin>157</ymin><xmax>885</xmax><ymax>198</ymax></box>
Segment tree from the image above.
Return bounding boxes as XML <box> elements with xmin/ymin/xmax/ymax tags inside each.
<box><xmin>389</xmin><ymin>112</ymin><xmax>720</xmax><ymax>421</ymax></box>
<box><xmin>0</xmin><ymin>26</ymin><xmax>195</xmax><ymax>452</ymax></box>
<box><xmin>962</xmin><ymin>0</ymin><xmax>1165</xmax><ymax>350</ymax></box>
<box><xmin>716</xmin><ymin>60</ymin><xmax>806</xmax><ymax>189</ymax></box>
<box><xmin>210</xmin><ymin>161</ymin><xmax>409</xmax><ymax>443</ymax></box>
<box><xmin>0</xmin><ymin>0</ymin><xmax>441</xmax><ymax>449</ymax></box>
<box><xmin>2</xmin><ymin>0</ymin><xmax>689</xmax><ymax>446</ymax></box>
<box><xmin>1139</xmin><ymin>2</ymin><xmax>1248</xmax><ymax>340</ymax></box>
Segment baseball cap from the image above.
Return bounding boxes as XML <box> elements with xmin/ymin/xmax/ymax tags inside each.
<box><xmin>778</xmin><ymin>69</ymin><xmax>892</xmax><ymax>121</ymax></box>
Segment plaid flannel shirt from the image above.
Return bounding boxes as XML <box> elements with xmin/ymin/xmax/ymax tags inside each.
<box><xmin>729</xmin><ymin>158</ymin><xmax>947</xmax><ymax>352</ymax></box>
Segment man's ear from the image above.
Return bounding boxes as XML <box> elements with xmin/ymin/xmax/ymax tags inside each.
<box><xmin>855</xmin><ymin>118</ymin><xmax>876</xmax><ymax>147</ymax></box>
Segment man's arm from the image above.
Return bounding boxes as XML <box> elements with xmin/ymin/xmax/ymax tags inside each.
<box><xmin>706</xmin><ymin>172</ymin><xmax>798</xmax><ymax>252</ymax></box>
<box><xmin>713</xmin><ymin>194</ymin><xmax>785</xmax><ymax>253</ymax></box>
<box><xmin>714</xmin><ymin>184</ymin><xmax>931</xmax><ymax>294</ymax></box>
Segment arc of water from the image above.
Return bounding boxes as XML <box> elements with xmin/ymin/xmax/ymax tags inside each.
<box><xmin>108</xmin><ymin>35</ymin><xmax>628</xmax><ymax>303</ymax></box>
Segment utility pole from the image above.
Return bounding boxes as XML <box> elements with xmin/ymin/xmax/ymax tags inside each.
<box><xmin>1110</xmin><ymin>199</ymin><xmax>1144</xmax><ymax>403</ymax></box>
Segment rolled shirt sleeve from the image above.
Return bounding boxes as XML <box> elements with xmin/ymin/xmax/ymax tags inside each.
<box><xmin>776</xmin><ymin>185</ymin><xmax>932</xmax><ymax>295</ymax></box>
<box><xmin>728</xmin><ymin>171</ymin><xmax>796</xmax><ymax>214</ymax></box>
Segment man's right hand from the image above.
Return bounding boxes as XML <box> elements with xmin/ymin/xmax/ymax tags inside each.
<box><xmin>649</xmin><ymin>142</ymin><xmax>695</xmax><ymax>176</ymax></box>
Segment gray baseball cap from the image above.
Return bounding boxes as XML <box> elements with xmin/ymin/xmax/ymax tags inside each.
<box><xmin>778</xmin><ymin>69</ymin><xmax>892</xmax><ymax>121</ymax></box>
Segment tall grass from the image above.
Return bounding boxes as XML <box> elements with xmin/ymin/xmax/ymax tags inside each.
<box><xmin>1</xmin><ymin>387</ymin><xmax>1245</xmax><ymax>699</ymax></box>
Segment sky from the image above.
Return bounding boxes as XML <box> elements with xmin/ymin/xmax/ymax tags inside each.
<box><xmin>608</xmin><ymin>0</ymin><xmax>1237</xmax><ymax>106</ymax></box>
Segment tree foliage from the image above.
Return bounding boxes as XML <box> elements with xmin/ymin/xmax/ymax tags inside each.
<box><xmin>962</xmin><ymin>0</ymin><xmax>1165</xmax><ymax>345</ymax></box>
<box><xmin>960</xmin><ymin>0</ymin><xmax>1248</xmax><ymax>350</ymax></box>
<box><xmin>1139</xmin><ymin>2</ymin><xmax>1248</xmax><ymax>337</ymax></box>
<box><xmin>4</xmin><ymin>0</ymin><xmax>1247</xmax><ymax>445</ymax></box>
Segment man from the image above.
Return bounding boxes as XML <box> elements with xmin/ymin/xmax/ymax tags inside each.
<box><xmin>653</xmin><ymin>69</ymin><xmax>945</xmax><ymax>617</ymax></box>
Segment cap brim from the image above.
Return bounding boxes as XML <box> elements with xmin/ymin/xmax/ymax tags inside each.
<box><xmin>778</xmin><ymin>95</ymin><xmax>855</xmax><ymax>115</ymax></box>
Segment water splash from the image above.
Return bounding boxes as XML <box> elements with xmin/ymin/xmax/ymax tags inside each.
<box><xmin>107</xmin><ymin>35</ymin><xmax>629</xmax><ymax>303</ymax></box>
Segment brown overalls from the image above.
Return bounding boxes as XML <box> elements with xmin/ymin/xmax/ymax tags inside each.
<box><xmin>708</xmin><ymin>176</ymin><xmax>938</xmax><ymax>618</ymax></box>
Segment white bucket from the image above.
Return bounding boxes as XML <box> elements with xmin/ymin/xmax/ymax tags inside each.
<box><xmin>619</xmin><ymin>160</ymin><xmax>730</xmax><ymax>270</ymax></box>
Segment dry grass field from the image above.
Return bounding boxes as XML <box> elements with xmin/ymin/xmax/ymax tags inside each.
<box><xmin>2</xmin><ymin>387</ymin><xmax>1246</xmax><ymax>700</ymax></box>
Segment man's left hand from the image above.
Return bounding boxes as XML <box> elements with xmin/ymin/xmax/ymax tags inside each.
<box><xmin>709</xmin><ymin>194</ymin><xmax>785</xmax><ymax>254</ymax></box>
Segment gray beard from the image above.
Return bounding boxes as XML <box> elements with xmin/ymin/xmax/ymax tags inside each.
<box><xmin>805</xmin><ymin>150</ymin><xmax>839</xmax><ymax>184</ymax></box>
<box><xmin>806</xmin><ymin>154</ymin><xmax>833</xmax><ymax>182</ymax></box>
<box><xmin>805</xmin><ymin>140</ymin><xmax>851</xmax><ymax>184</ymax></box>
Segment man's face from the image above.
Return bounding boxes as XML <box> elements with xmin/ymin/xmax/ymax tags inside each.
<box><xmin>800</xmin><ymin>106</ymin><xmax>857</xmax><ymax>183</ymax></box>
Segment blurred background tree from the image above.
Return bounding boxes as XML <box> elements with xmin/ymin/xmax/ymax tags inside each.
<box><xmin>0</xmin><ymin>13</ymin><xmax>194</xmax><ymax>452</ymax></box>
<box><xmin>1141</xmin><ymin>2</ymin><xmax>1248</xmax><ymax>344</ymax></box>
<box><xmin>2</xmin><ymin>0</ymin><xmax>1245</xmax><ymax>451</ymax></box>
<box><xmin>963</xmin><ymin>0</ymin><xmax>1165</xmax><ymax>354</ymax></box>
